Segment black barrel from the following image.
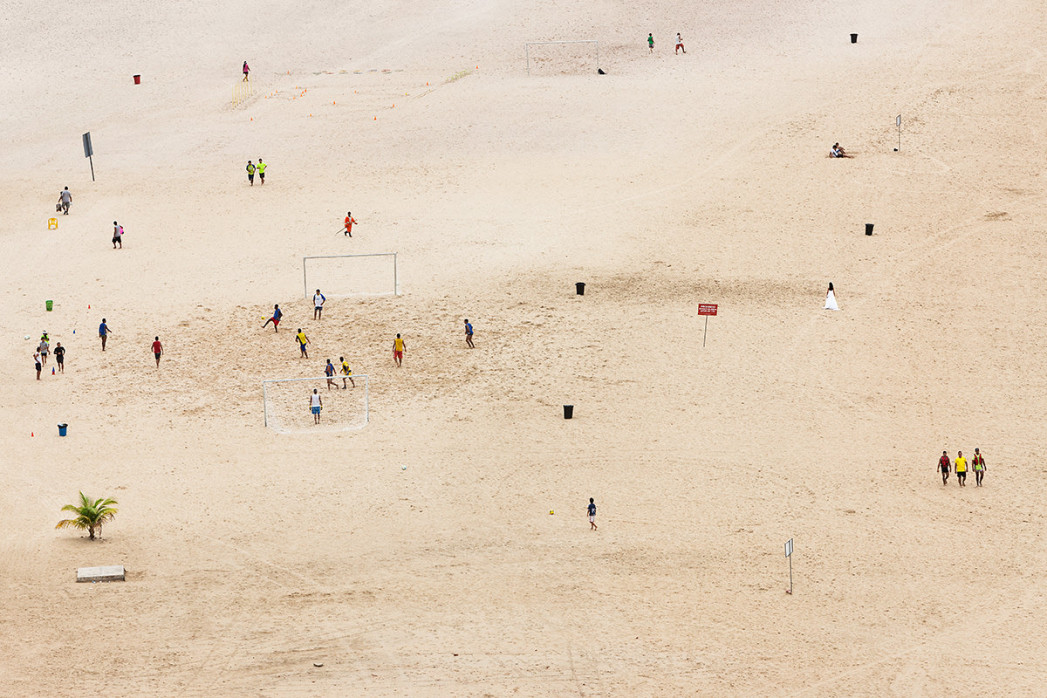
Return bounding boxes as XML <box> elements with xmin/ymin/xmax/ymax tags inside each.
<box><xmin>563</xmin><ymin>405</ymin><xmax>574</xmax><ymax>419</ymax></box>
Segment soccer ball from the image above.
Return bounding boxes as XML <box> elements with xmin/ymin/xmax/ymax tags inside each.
<box><xmin>401</xmin><ymin>465</ymin><xmax>407</xmax><ymax>470</ymax></box>
<box><xmin>24</xmin><ymin>335</ymin><xmax>30</xmax><ymax>340</ymax></box>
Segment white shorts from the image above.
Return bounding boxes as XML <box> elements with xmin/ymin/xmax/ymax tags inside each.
<box><xmin>588</xmin><ymin>514</ymin><xmax>595</xmax><ymax>523</ymax></box>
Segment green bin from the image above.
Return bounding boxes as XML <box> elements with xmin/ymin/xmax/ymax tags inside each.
<box><xmin>46</xmin><ymin>300</ymin><xmax>53</xmax><ymax>312</ymax></box>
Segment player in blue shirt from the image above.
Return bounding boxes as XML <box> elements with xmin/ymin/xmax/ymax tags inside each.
<box><xmin>262</xmin><ymin>304</ymin><xmax>282</xmax><ymax>332</ymax></box>
<box><xmin>324</xmin><ymin>359</ymin><xmax>338</xmax><ymax>390</ymax></box>
<box><xmin>588</xmin><ymin>498</ymin><xmax>597</xmax><ymax>530</ymax></box>
<box><xmin>98</xmin><ymin>319</ymin><xmax>113</xmax><ymax>351</ymax></box>
<box><xmin>464</xmin><ymin>318</ymin><xmax>474</xmax><ymax>348</ymax></box>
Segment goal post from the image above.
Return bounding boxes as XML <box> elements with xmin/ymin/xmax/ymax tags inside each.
<box><xmin>525</xmin><ymin>40</ymin><xmax>599</xmax><ymax>75</ymax></box>
<box><xmin>263</xmin><ymin>375</ymin><xmax>370</xmax><ymax>433</ymax></box>
<box><xmin>302</xmin><ymin>253</ymin><xmax>398</xmax><ymax>299</ymax></box>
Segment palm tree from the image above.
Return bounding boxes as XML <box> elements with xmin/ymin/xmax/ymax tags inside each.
<box><xmin>55</xmin><ymin>492</ymin><xmax>118</xmax><ymax>540</ymax></box>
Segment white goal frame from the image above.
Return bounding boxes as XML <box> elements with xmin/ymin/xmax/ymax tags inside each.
<box><xmin>302</xmin><ymin>253</ymin><xmax>399</xmax><ymax>299</ymax></box>
<box><xmin>262</xmin><ymin>374</ymin><xmax>370</xmax><ymax>432</ymax></box>
<box><xmin>525</xmin><ymin>40</ymin><xmax>599</xmax><ymax>75</ymax></box>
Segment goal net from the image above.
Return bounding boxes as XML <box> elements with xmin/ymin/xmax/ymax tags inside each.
<box><xmin>303</xmin><ymin>253</ymin><xmax>398</xmax><ymax>299</ymax></box>
<box><xmin>525</xmin><ymin>40</ymin><xmax>600</xmax><ymax>75</ymax></box>
<box><xmin>263</xmin><ymin>375</ymin><xmax>370</xmax><ymax>433</ymax></box>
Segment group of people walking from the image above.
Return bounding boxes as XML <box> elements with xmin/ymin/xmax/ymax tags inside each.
<box><xmin>937</xmin><ymin>449</ymin><xmax>987</xmax><ymax>487</ymax></box>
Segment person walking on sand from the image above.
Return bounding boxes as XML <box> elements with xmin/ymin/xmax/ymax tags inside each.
<box><xmin>393</xmin><ymin>333</ymin><xmax>405</xmax><ymax>367</ymax></box>
<box><xmin>325</xmin><ymin>359</ymin><xmax>338</xmax><ymax>390</ymax></box>
<box><xmin>340</xmin><ymin>356</ymin><xmax>355</xmax><ymax>389</ymax></box>
<box><xmin>99</xmin><ymin>318</ymin><xmax>113</xmax><ymax>351</ymax></box>
<box><xmin>824</xmin><ymin>282</ymin><xmax>839</xmax><ymax>310</ymax></box>
<box><xmin>246</xmin><ymin>161</ymin><xmax>256</xmax><ymax>186</ymax></box>
<box><xmin>58</xmin><ymin>186</ymin><xmax>72</xmax><ymax>215</ymax></box>
<box><xmin>257</xmin><ymin>158</ymin><xmax>266</xmax><ymax>184</ymax></box>
<box><xmin>263</xmin><ymin>304</ymin><xmax>282</xmax><ymax>332</ymax></box>
<box><xmin>296</xmin><ymin>329</ymin><xmax>310</xmax><ymax>358</ymax></box>
<box><xmin>242</xmin><ymin>61</ymin><xmax>250</xmax><ymax>82</ymax></box>
<box><xmin>37</xmin><ymin>337</ymin><xmax>49</xmax><ymax>366</ymax></box>
<box><xmin>152</xmin><ymin>336</ymin><xmax>163</xmax><ymax>368</ymax></box>
<box><xmin>343</xmin><ymin>211</ymin><xmax>357</xmax><ymax>237</ymax></box>
<box><xmin>54</xmin><ymin>342</ymin><xmax>65</xmax><ymax>373</ymax></box>
<box><xmin>954</xmin><ymin>450</ymin><xmax>968</xmax><ymax>487</ymax></box>
<box><xmin>972</xmin><ymin>448</ymin><xmax>987</xmax><ymax>486</ymax></box>
<box><xmin>34</xmin><ymin>350</ymin><xmax>42</xmax><ymax>380</ymax></box>
<box><xmin>464</xmin><ymin>318</ymin><xmax>475</xmax><ymax>348</ymax></box>
<box><xmin>588</xmin><ymin>498</ymin><xmax>597</xmax><ymax>530</ymax></box>
<box><xmin>675</xmin><ymin>33</ymin><xmax>686</xmax><ymax>54</ymax></box>
<box><xmin>313</xmin><ymin>289</ymin><xmax>326</xmax><ymax>320</ymax></box>
<box><xmin>310</xmin><ymin>388</ymin><xmax>322</xmax><ymax>424</ymax></box>
<box><xmin>647</xmin><ymin>33</ymin><xmax>655</xmax><ymax>53</ymax></box>
<box><xmin>938</xmin><ymin>450</ymin><xmax>951</xmax><ymax>486</ymax></box>
<box><xmin>112</xmin><ymin>221</ymin><xmax>123</xmax><ymax>249</ymax></box>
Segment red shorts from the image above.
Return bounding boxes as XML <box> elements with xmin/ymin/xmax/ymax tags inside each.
<box><xmin>272</xmin><ymin>318</ymin><xmax>280</xmax><ymax>326</ymax></box>
<box><xmin>394</xmin><ymin>350</ymin><xmax>403</xmax><ymax>359</ymax></box>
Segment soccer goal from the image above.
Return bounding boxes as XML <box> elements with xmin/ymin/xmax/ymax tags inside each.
<box><xmin>263</xmin><ymin>375</ymin><xmax>370</xmax><ymax>433</ymax></box>
<box><xmin>302</xmin><ymin>253</ymin><xmax>398</xmax><ymax>299</ymax></box>
<box><xmin>525</xmin><ymin>40</ymin><xmax>600</xmax><ymax>75</ymax></box>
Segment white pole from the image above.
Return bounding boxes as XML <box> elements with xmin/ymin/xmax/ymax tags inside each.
<box><xmin>302</xmin><ymin>257</ymin><xmax>308</xmax><ymax>299</ymax></box>
<box><xmin>394</xmin><ymin>252</ymin><xmax>398</xmax><ymax>295</ymax></box>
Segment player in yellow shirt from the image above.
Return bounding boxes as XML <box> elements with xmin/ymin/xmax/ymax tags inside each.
<box><xmin>295</xmin><ymin>329</ymin><xmax>310</xmax><ymax>358</ymax></box>
<box><xmin>340</xmin><ymin>356</ymin><xmax>355</xmax><ymax>389</ymax></box>
<box><xmin>954</xmin><ymin>450</ymin><xmax>968</xmax><ymax>487</ymax></box>
<box><xmin>392</xmin><ymin>333</ymin><xmax>405</xmax><ymax>367</ymax></box>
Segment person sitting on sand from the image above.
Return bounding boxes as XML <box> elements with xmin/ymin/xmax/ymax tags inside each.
<box><xmin>830</xmin><ymin>143</ymin><xmax>852</xmax><ymax>158</ymax></box>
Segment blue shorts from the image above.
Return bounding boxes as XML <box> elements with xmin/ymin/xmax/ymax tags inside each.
<box><xmin>311</xmin><ymin>406</ymin><xmax>321</xmax><ymax>414</ymax></box>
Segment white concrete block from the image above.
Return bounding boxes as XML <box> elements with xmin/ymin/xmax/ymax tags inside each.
<box><xmin>76</xmin><ymin>565</ymin><xmax>126</xmax><ymax>582</ymax></box>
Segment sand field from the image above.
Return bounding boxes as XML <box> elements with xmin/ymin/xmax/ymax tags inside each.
<box><xmin>2</xmin><ymin>0</ymin><xmax>1047</xmax><ymax>694</ymax></box>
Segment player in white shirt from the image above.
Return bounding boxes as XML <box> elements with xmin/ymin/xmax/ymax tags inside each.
<box><xmin>310</xmin><ymin>389</ymin><xmax>323</xmax><ymax>424</ymax></box>
<box><xmin>313</xmin><ymin>289</ymin><xmax>326</xmax><ymax>320</ymax></box>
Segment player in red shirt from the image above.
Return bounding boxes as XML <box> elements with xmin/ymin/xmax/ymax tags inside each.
<box><xmin>937</xmin><ymin>450</ymin><xmax>951</xmax><ymax>485</ymax></box>
<box><xmin>343</xmin><ymin>211</ymin><xmax>357</xmax><ymax>237</ymax></box>
<box><xmin>152</xmin><ymin>336</ymin><xmax>164</xmax><ymax>368</ymax></box>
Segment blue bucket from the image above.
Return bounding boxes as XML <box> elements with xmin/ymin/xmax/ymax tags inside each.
<box><xmin>58</xmin><ymin>423</ymin><xmax>68</xmax><ymax>437</ymax></box>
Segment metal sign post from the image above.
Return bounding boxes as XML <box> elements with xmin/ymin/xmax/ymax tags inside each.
<box><xmin>784</xmin><ymin>538</ymin><xmax>794</xmax><ymax>594</ymax></box>
<box><xmin>896</xmin><ymin>115</ymin><xmax>901</xmax><ymax>152</ymax></box>
<box><xmin>82</xmin><ymin>132</ymin><xmax>95</xmax><ymax>181</ymax></box>
<box><xmin>697</xmin><ymin>304</ymin><xmax>718</xmax><ymax>347</ymax></box>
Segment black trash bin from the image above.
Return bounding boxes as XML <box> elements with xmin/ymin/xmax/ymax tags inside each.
<box><xmin>865</xmin><ymin>223</ymin><xmax>874</xmax><ymax>236</ymax></box>
<box><xmin>563</xmin><ymin>405</ymin><xmax>574</xmax><ymax>419</ymax></box>
<box><xmin>575</xmin><ymin>282</ymin><xmax>585</xmax><ymax>296</ymax></box>
<box><xmin>850</xmin><ymin>33</ymin><xmax>858</xmax><ymax>43</ymax></box>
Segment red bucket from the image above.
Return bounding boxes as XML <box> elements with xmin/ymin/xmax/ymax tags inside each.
<box><xmin>133</xmin><ymin>74</ymin><xmax>141</xmax><ymax>85</ymax></box>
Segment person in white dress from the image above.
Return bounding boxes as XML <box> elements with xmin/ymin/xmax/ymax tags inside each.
<box><xmin>824</xmin><ymin>282</ymin><xmax>839</xmax><ymax>310</ymax></box>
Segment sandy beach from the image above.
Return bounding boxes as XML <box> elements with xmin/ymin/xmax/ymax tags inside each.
<box><xmin>3</xmin><ymin>0</ymin><xmax>1047</xmax><ymax>694</ymax></box>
